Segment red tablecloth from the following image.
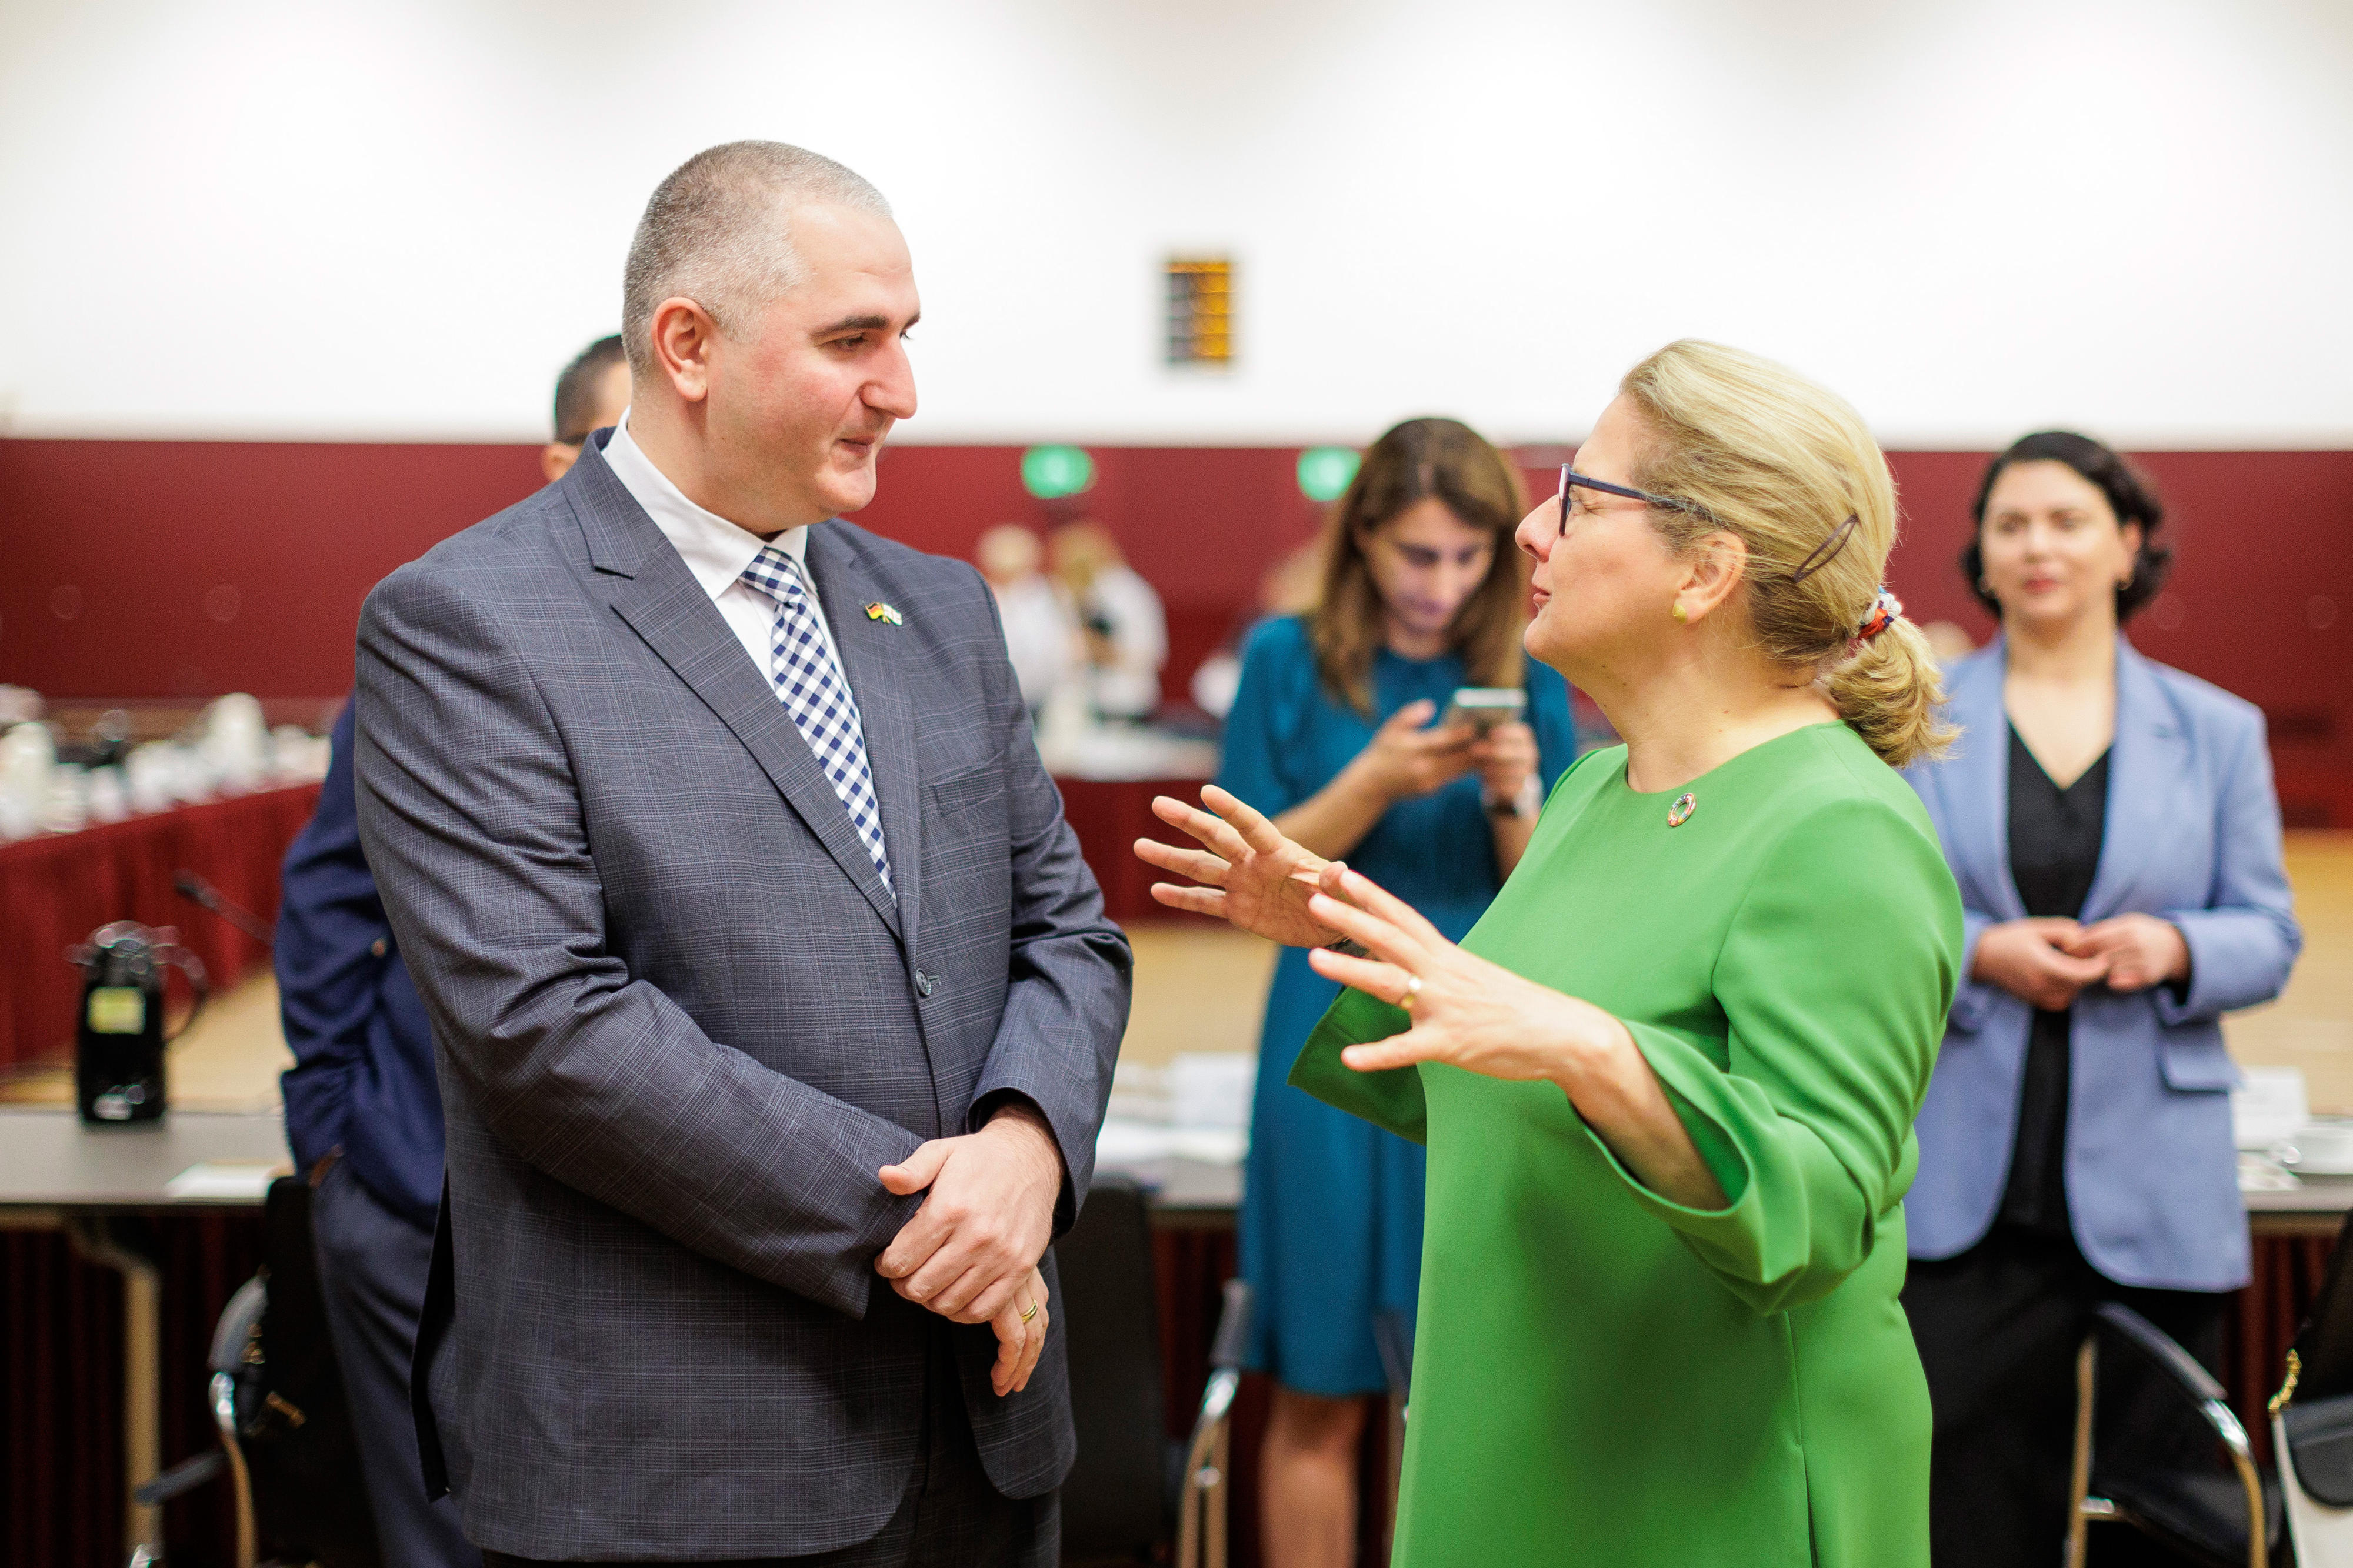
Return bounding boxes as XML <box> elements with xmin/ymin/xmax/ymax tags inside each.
<box><xmin>1055</xmin><ymin>776</ymin><xmax>1204</xmax><ymax>925</ymax></box>
<box><xmin>0</xmin><ymin>785</ymin><xmax>320</xmax><ymax>1069</ymax></box>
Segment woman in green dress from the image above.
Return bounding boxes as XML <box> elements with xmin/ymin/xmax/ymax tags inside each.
<box><xmin>1136</xmin><ymin>339</ymin><xmax>1964</xmax><ymax>1566</ymax></box>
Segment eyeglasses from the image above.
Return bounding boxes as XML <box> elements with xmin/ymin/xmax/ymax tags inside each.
<box><xmin>1556</xmin><ymin>465</ymin><xmax>1721</xmax><ymax>535</ymax></box>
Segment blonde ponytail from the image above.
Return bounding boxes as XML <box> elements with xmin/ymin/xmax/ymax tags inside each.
<box><xmin>1825</xmin><ymin>615</ymin><xmax>1951</xmax><ymax>769</ymax></box>
<box><xmin>1617</xmin><ymin>339</ymin><xmax>1954</xmax><ymax>769</ymax></box>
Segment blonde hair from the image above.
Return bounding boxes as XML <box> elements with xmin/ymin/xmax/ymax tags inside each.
<box><xmin>1617</xmin><ymin>340</ymin><xmax>1952</xmax><ymax>768</ymax></box>
<box><xmin>1310</xmin><ymin>417</ymin><xmax>1529</xmax><ymax>715</ymax></box>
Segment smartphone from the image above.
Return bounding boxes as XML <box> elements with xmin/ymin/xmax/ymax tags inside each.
<box><xmin>1439</xmin><ymin>687</ymin><xmax>1526</xmax><ymax>733</ymax></box>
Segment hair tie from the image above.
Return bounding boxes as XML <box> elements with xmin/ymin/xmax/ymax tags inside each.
<box><xmin>1853</xmin><ymin>588</ymin><xmax>1902</xmax><ymax>645</ymax></box>
<box><xmin>1790</xmin><ymin>515</ymin><xmax>1860</xmax><ymax>583</ymax></box>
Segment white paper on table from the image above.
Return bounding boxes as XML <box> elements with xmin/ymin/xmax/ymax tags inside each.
<box><xmin>2234</xmin><ymin>1066</ymin><xmax>2310</xmax><ymax>1150</ymax></box>
<box><xmin>164</xmin><ymin>1161</ymin><xmax>282</xmax><ymax>1200</ymax></box>
<box><xmin>1096</xmin><ymin>1118</ymin><xmax>1247</xmax><ymax>1167</ymax></box>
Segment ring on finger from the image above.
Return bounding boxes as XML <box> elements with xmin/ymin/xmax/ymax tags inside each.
<box><xmin>1399</xmin><ymin>974</ymin><xmax>1423</xmax><ymax>1012</ymax></box>
<box><xmin>1020</xmin><ymin>1299</ymin><xmax>1039</xmax><ymax>1323</ymax></box>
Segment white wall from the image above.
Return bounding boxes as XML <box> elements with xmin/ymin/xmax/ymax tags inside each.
<box><xmin>2</xmin><ymin>0</ymin><xmax>2348</xmax><ymax>447</ymax></box>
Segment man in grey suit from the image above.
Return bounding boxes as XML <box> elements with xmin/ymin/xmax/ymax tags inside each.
<box><xmin>354</xmin><ymin>141</ymin><xmax>1132</xmax><ymax>1565</ymax></box>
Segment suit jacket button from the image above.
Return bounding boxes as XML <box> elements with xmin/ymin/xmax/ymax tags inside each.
<box><xmin>914</xmin><ymin>970</ymin><xmax>935</xmax><ymax>997</ymax></box>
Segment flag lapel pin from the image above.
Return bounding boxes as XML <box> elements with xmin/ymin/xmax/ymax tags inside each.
<box><xmin>864</xmin><ymin>602</ymin><xmax>904</xmax><ymax>626</ymax></box>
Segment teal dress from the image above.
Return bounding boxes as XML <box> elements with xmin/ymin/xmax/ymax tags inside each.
<box><xmin>1216</xmin><ymin>615</ymin><xmax>1575</xmax><ymax>1393</ymax></box>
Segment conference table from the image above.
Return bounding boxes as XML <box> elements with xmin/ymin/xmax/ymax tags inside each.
<box><xmin>0</xmin><ymin>782</ymin><xmax>318</xmax><ymax>1071</ymax></box>
<box><xmin>15</xmin><ymin>1085</ymin><xmax>2353</xmax><ymax>1567</ymax></box>
<box><xmin>0</xmin><ymin>1107</ymin><xmax>291</xmax><ymax>1562</ymax></box>
<box><xmin>0</xmin><ymin>1099</ymin><xmax>1238</xmax><ymax>1566</ymax></box>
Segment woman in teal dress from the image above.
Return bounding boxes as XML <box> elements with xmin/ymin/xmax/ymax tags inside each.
<box><xmin>1217</xmin><ymin>417</ymin><xmax>1574</xmax><ymax>1567</ymax></box>
<box><xmin>1141</xmin><ymin>342</ymin><xmax>1962</xmax><ymax>1564</ymax></box>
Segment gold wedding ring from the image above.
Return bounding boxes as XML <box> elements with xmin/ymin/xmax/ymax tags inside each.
<box><xmin>1021</xmin><ymin>1300</ymin><xmax>1039</xmax><ymax>1323</ymax></box>
<box><xmin>1401</xmin><ymin>975</ymin><xmax>1423</xmax><ymax>1012</ymax></box>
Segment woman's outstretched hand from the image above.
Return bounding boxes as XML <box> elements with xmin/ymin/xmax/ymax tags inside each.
<box><xmin>1302</xmin><ymin>865</ymin><xmax>1625</xmax><ymax>1080</ymax></box>
<box><xmin>1135</xmin><ymin>784</ymin><xmax>1352</xmax><ymax>948</ymax></box>
<box><xmin>1302</xmin><ymin>863</ymin><xmax>1727</xmax><ymax>1210</ymax></box>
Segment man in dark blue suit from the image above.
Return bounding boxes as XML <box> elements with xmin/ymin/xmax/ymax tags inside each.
<box><xmin>275</xmin><ymin>335</ymin><xmax>631</xmax><ymax>1568</ymax></box>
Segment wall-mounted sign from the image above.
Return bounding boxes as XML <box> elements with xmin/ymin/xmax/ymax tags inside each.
<box><xmin>1021</xmin><ymin>445</ymin><xmax>1096</xmax><ymax>500</ymax></box>
<box><xmin>1165</xmin><ymin>256</ymin><xmax>1234</xmax><ymax>367</ymax></box>
<box><xmin>1297</xmin><ymin>447</ymin><xmax>1361</xmax><ymax>502</ymax></box>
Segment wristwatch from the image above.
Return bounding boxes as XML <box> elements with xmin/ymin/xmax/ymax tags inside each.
<box><xmin>1485</xmin><ymin>775</ymin><xmax>1542</xmax><ymax>820</ymax></box>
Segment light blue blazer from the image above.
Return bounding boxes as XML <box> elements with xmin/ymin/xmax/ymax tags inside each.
<box><xmin>1905</xmin><ymin>637</ymin><xmax>2301</xmax><ymax>1292</ymax></box>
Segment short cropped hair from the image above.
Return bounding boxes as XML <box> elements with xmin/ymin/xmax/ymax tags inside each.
<box><xmin>621</xmin><ymin>141</ymin><xmax>892</xmax><ymax>381</ymax></box>
<box><xmin>552</xmin><ymin>334</ymin><xmax>626</xmax><ymax>445</ymax></box>
<box><xmin>1960</xmin><ymin>431</ymin><xmax>2172</xmax><ymax>622</ymax></box>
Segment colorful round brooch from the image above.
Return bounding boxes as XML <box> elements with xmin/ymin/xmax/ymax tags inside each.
<box><xmin>1666</xmin><ymin>792</ymin><xmax>1698</xmax><ymax>828</ymax></box>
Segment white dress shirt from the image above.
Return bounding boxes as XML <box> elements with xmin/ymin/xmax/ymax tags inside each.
<box><xmin>602</xmin><ymin>409</ymin><xmax>845</xmax><ymax>680</ymax></box>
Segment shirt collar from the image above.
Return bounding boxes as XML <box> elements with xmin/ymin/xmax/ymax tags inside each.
<box><xmin>603</xmin><ymin>409</ymin><xmax>808</xmax><ymax>601</ymax></box>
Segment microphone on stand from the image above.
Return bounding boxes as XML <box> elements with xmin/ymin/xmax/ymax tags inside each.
<box><xmin>173</xmin><ymin>870</ymin><xmax>276</xmax><ymax>949</ymax></box>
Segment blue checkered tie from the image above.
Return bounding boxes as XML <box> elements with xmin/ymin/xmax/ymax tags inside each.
<box><xmin>739</xmin><ymin>545</ymin><xmax>892</xmax><ymax>892</ymax></box>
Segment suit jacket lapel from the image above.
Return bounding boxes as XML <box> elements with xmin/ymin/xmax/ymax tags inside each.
<box><xmin>565</xmin><ymin>443</ymin><xmax>903</xmax><ymax>940</ymax></box>
<box><xmin>2080</xmin><ymin>638</ymin><xmax>2184</xmax><ymax>923</ymax></box>
<box><xmin>806</xmin><ymin>525</ymin><xmax>925</xmax><ymax>953</ymax></box>
<box><xmin>1950</xmin><ymin>643</ymin><xmax>2026</xmax><ymax>921</ymax></box>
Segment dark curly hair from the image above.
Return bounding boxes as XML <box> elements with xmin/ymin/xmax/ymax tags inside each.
<box><xmin>1959</xmin><ymin>431</ymin><xmax>2172</xmax><ymax>621</ymax></box>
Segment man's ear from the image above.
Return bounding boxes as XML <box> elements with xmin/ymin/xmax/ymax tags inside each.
<box><xmin>541</xmin><ymin>443</ymin><xmax>578</xmax><ymax>484</ymax></box>
<box><xmin>1677</xmin><ymin>531</ymin><xmax>1751</xmax><ymax>626</ymax></box>
<box><xmin>648</xmin><ymin>296</ymin><xmax>719</xmax><ymax>403</ymax></box>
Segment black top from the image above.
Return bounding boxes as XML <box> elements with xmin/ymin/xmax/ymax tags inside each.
<box><xmin>1998</xmin><ymin>723</ymin><xmax>2112</xmax><ymax>1234</ymax></box>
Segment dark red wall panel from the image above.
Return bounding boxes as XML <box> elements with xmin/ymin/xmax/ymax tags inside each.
<box><xmin>0</xmin><ymin>439</ymin><xmax>544</xmax><ymax>702</ymax></box>
<box><xmin>4</xmin><ymin>436</ymin><xmax>2347</xmax><ymax>815</ymax></box>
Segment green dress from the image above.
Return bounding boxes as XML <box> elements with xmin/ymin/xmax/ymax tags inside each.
<box><xmin>1292</xmin><ymin>723</ymin><xmax>1962</xmax><ymax>1567</ymax></box>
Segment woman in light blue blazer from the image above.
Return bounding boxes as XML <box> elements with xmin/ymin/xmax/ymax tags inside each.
<box><xmin>1902</xmin><ymin>431</ymin><xmax>2302</xmax><ymax>1566</ymax></box>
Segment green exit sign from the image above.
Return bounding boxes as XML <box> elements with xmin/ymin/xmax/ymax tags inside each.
<box><xmin>1022</xmin><ymin>445</ymin><xmax>1096</xmax><ymax>500</ymax></box>
<box><xmin>1297</xmin><ymin>446</ymin><xmax>1361</xmax><ymax>502</ymax></box>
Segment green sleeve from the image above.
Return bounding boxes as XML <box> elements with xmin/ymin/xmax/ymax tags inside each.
<box><xmin>1287</xmin><ymin>986</ymin><xmax>1427</xmax><ymax>1144</ymax></box>
<box><xmin>1583</xmin><ymin>794</ymin><xmax>1961</xmax><ymax>1314</ymax></box>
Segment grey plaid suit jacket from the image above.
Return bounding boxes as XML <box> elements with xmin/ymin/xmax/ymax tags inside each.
<box><xmin>352</xmin><ymin>432</ymin><xmax>1132</xmax><ymax>1559</ymax></box>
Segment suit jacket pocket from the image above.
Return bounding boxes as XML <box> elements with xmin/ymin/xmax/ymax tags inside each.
<box><xmin>2160</xmin><ymin>1026</ymin><xmax>2241</xmax><ymax>1093</ymax></box>
<box><xmin>926</xmin><ymin>760</ymin><xmax>1006</xmax><ymax>823</ymax></box>
<box><xmin>922</xmin><ymin>762</ymin><xmax>1011</xmax><ymax>887</ymax></box>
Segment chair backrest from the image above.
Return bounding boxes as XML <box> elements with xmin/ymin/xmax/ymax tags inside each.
<box><xmin>2087</xmin><ymin>1302</ymin><xmax>2277</xmax><ymax>1567</ymax></box>
<box><xmin>248</xmin><ymin>1176</ymin><xmax>384</xmax><ymax>1568</ymax></box>
<box><xmin>1056</xmin><ymin>1176</ymin><xmax>1171</xmax><ymax>1563</ymax></box>
<box><xmin>2290</xmin><ymin>1209</ymin><xmax>2353</xmax><ymax>1404</ymax></box>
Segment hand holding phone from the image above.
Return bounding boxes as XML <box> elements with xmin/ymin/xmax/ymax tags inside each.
<box><xmin>1439</xmin><ymin>687</ymin><xmax>1526</xmax><ymax>734</ymax></box>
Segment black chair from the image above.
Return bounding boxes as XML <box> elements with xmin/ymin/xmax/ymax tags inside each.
<box><xmin>1177</xmin><ymin>1279</ymin><xmax>1251</xmax><ymax>1568</ymax></box>
<box><xmin>2270</xmin><ymin>1205</ymin><xmax>2353</xmax><ymax>1563</ymax></box>
<box><xmin>128</xmin><ymin>1177</ymin><xmax>381</xmax><ymax>1568</ymax></box>
<box><xmin>2066</xmin><ymin>1301</ymin><xmax>2281</xmax><ymax>1567</ymax></box>
<box><xmin>1058</xmin><ymin>1175</ymin><xmax>1176</xmax><ymax>1565</ymax></box>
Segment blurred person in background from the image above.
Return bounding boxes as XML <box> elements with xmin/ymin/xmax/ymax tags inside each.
<box><xmin>1902</xmin><ymin>431</ymin><xmax>2302</xmax><ymax>1566</ymax></box>
<box><xmin>975</xmin><ymin>523</ymin><xmax>1074</xmax><ymax>718</ymax></box>
<box><xmin>1207</xmin><ymin>418</ymin><xmax>1575</xmax><ymax>1568</ymax></box>
<box><xmin>275</xmin><ymin>333</ymin><xmax>629</xmax><ymax>1568</ymax></box>
<box><xmin>541</xmin><ymin>333</ymin><xmax>631</xmax><ymax>483</ymax></box>
<box><xmin>1049</xmin><ymin>520</ymin><xmax>1166</xmax><ymax>722</ymax></box>
<box><xmin>1191</xmin><ymin>539</ymin><xmax>1325</xmax><ymax>720</ymax></box>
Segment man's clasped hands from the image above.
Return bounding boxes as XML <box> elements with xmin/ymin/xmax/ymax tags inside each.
<box><xmin>873</xmin><ymin>1101</ymin><xmax>1065</xmax><ymax>1398</ymax></box>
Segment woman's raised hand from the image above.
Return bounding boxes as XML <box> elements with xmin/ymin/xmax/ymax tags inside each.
<box><xmin>1302</xmin><ymin>865</ymin><xmax>1627</xmax><ymax>1083</ymax></box>
<box><xmin>1136</xmin><ymin>784</ymin><xmax>1351</xmax><ymax>948</ymax></box>
<box><xmin>1304</xmin><ymin>865</ymin><xmax>1729</xmax><ymax>1212</ymax></box>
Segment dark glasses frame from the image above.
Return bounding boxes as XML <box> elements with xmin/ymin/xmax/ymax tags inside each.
<box><xmin>1558</xmin><ymin>464</ymin><xmax>1861</xmax><ymax>582</ymax></box>
<box><xmin>1557</xmin><ymin>465</ymin><xmax>1721</xmax><ymax>532</ymax></box>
